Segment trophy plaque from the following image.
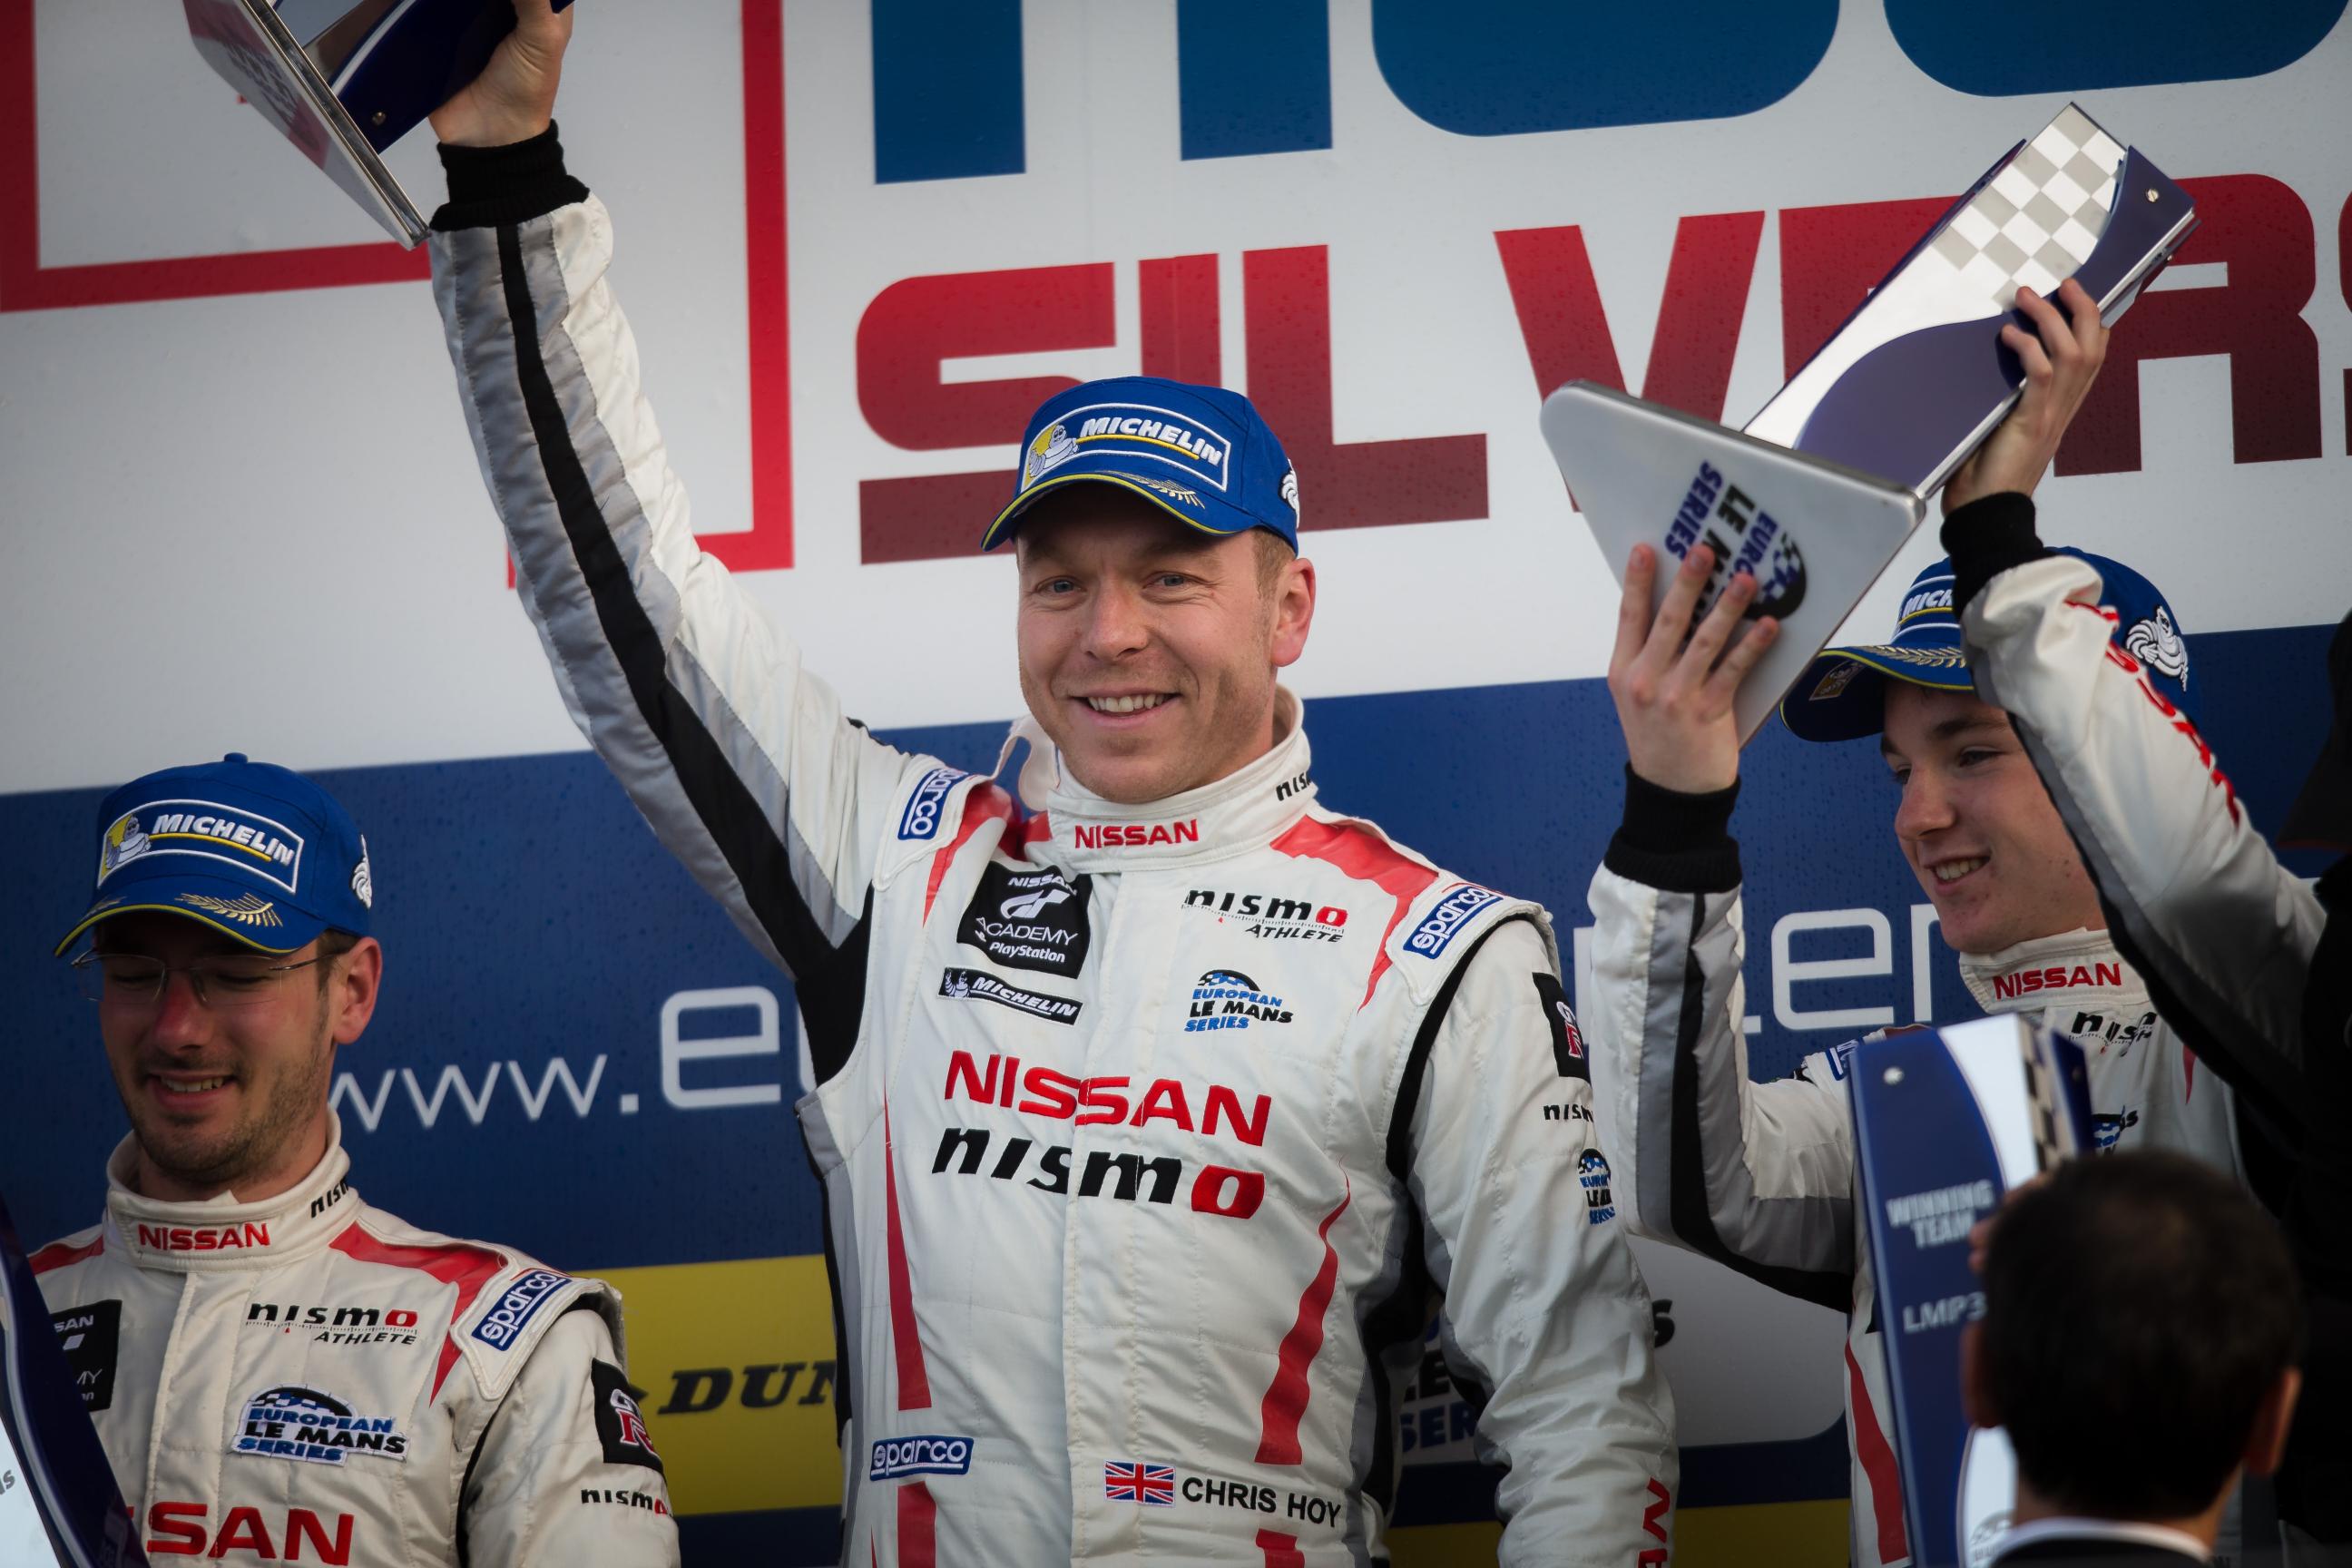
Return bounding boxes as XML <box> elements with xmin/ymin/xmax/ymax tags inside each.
<box><xmin>1544</xmin><ymin>103</ymin><xmax>2198</xmax><ymax>740</ymax></box>
<box><xmin>1849</xmin><ymin>1015</ymin><xmax>2095</xmax><ymax>1568</ymax></box>
<box><xmin>182</xmin><ymin>0</ymin><xmax>573</xmax><ymax>248</ymax></box>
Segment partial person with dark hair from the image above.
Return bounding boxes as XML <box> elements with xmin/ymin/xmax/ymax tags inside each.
<box><xmin>35</xmin><ymin>755</ymin><xmax>680</xmax><ymax>1566</ymax></box>
<box><xmin>1964</xmin><ymin>1151</ymin><xmax>2304</xmax><ymax>1566</ymax></box>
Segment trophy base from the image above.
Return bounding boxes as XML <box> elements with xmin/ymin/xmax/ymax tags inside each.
<box><xmin>1541</xmin><ymin>381</ymin><xmax>1925</xmax><ymax>743</ymax></box>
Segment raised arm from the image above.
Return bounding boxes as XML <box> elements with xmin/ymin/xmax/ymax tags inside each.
<box><xmin>1941</xmin><ymin>278</ymin><xmax>2325</xmax><ymax>1134</ymax></box>
<box><xmin>1583</xmin><ymin>543</ymin><xmax>1857</xmax><ymax>1306</ymax></box>
<box><xmin>423</xmin><ymin>9</ymin><xmax>947</xmax><ymax>1054</ymax></box>
<box><xmin>1947</xmin><ymin>501</ymin><xmax>2326</xmax><ymax>1132</ymax></box>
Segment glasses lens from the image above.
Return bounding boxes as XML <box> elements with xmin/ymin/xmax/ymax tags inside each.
<box><xmin>196</xmin><ymin>958</ymin><xmax>289</xmax><ymax>1008</ymax></box>
<box><xmin>83</xmin><ymin>955</ymin><xmax>163</xmax><ymax>1004</ymax></box>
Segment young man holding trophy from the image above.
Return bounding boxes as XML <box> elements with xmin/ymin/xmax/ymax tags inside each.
<box><xmin>398</xmin><ymin>3</ymin><xmax>1678</xmax><ymax>1563</ymax></box>
<box><xmin>1583</xmin><ymin>281</ymin><xmax>2251</xmax><ymax>1568</ymax></box>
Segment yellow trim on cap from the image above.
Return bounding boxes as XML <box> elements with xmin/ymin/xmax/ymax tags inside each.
<box><xmin>981</xmin><ymin>472</ymin><xmax>1243</xmax><ymax>552</ymax></box>
<box><xmin>53</xmin><ymin>903</ymin><xmax>310</xmax><ymax>958</ymax></box>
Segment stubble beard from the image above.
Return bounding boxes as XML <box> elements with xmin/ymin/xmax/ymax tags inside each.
<box><xmin>129</xmin><ymin>1020</ymin><xmax>336</xmax><ymax>1197</ymax></box>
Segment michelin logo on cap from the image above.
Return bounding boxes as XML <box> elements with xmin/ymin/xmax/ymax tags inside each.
<box><xmin>1049</xmin><ymin>402</ymin><xmax>1234</xmax><ymax>493</ymax></box>
<box><xmin>98</xmin><ymin>799</ymin><xmax>306</xmax><ymax>895</ymax></box>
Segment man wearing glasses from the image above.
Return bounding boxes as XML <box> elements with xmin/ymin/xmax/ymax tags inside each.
<box><xmin>34</xmin><ymin>754</ymin><xmax>680</xmax><ymax>1566</ymax></box>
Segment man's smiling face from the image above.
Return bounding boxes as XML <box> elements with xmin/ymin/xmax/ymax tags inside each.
<box><xmin>1881</xmin><ymin>681</ymin><xmax>2103</xmax><ymax>956</ymax></box>
<box><xmin>1014</xmin><ymin>487</ymin><xmax>1312</xmax><ymax>805</ymax></box>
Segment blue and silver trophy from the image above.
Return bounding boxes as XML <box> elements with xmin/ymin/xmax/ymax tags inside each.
<box><xmin>0</xmin><ymin>1194</ymin><xmax>146</xmax><ymax>1567</ymax></box>
<box><xmin>181</xmin><ymin>0</ymin><xmax>573</xmax><ymax>247</ymax></box>
<box><xmin>1544</xmin><ymin>103</ymin><xmax>2197</xmax><ymax>740</ymax></box>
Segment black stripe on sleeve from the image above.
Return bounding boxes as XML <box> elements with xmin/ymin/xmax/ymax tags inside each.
<box><xmin>494</xmin><ymin>223</ymin><xmax>867</xmax><ymax>1070</ymax></box>
<box><xmin>1667</xmin><ymin>895</ymin><xmax>1855</xmax><ymax>1312</ymax></box>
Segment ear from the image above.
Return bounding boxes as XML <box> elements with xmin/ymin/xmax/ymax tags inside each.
<box><xmin>1269</xmin><ymin>555</ymin><xmax>1317</xmax><ymax>670</ymax></box>
<box><xmin>328</xmin><ymin>937</ymin><xmax>384</xmax><ymax>1047</ymax></box>
<box><xmin>1958</xmin><ymin>1322</ymin><xmax>2000</xmax><ymax>1428</ymax></box>
<box><xmin>2244</xmin><ymin>1367</ymin><xmax>2303</xmax><ymax>1476</ymax></box>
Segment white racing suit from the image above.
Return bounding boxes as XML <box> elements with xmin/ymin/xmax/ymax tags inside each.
<box><xmin>423</xmin><ymin>132</ymin><xmax>1675</xmax><ymax>1565</ymax></box>
<box><xmin>1586</xmin><ymin>769</ymin><xmax>2242</xmax><ymax>1568</ymax></box>
<box><xmin>30</xmin><ymin>1116</ymin><xmax>680</xmax><ymax>1566</ymax></box>
<box><xmin>1948</xmin><ymin>500</ymin><xmax>2347</xmax><ymax>1549</ymax></box>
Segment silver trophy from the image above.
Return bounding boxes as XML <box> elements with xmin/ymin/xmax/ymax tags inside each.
<box><xmin>182</xmin><ymin>0</ymin><xmax>568</xmax><ymax>247</ymax></box>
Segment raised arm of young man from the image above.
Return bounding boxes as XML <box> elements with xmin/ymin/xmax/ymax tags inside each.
<box><xmin>1944</xmin><ymin>501</ymin><xmax>2326</xmax><ymax>1134</ymax></box>
<box><xmin>1582</xmin><ymin>548</ymin><xmax>1857</xmax><ymax>1308</ymax></box>
<box><xmin>1935</xmin><ymin>278</ymin><xmax>2326</xmax><ymax>1136</ymax></box>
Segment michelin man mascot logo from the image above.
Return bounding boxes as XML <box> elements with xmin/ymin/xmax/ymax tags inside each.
<box><xmin>99</xmin><ymin>811</ymin><xmax>152</xmax><ymax>880</ymax></box>
<box><xmin>1024</xmin><ymin>422</ymin><xmax>1077</xmax><ymax>486</ymax></box>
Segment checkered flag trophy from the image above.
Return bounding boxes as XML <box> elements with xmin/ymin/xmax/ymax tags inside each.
<box><xmin>1543</xmin><ymin>103</ymin><xmax>2199</xmax><ymax>740</ymax></box>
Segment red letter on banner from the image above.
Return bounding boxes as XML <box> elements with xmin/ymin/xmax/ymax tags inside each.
<box><xmin>856</xmin><ymin>262</ymin><xmax>1114</xmax><ymax>564</ymax></box>
<box><xmin>1242</xmin><ymin>246</ymin><xmax>1487</xmax><ymax>531</ymax></box>
<box><xmin>2059</xmin><ymin>175</ymin><xmax>2319</xmax><ymax>475</ymax></box>
<box><xmin>1142</xmin><ymin>254</ymin><xmax>1223</xmax><ymax>383</ymax></box>
<box><xmin>1496</xmin><ymin>211</ymin><xmax>1763</xmax><ymax>421</ymax></box>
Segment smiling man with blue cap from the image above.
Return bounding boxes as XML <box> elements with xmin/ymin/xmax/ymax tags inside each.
<box><xmin>1580</xmin><ymin>274</ymin><xmax>2251</xmax><ymax>1568</ymax></box>
<box><xmin>36</xmin><ymin>754</ymin><xmax>680</xmax><ymax>1566</ymax></box>
<box><xmin>387</xmin><ymin>5</ymin><xmax>1682</xmax><ymax>1561</ymax></box>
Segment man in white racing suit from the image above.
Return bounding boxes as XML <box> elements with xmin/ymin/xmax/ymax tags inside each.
<box><xmin>38</xmin><ymin>754</ymin><xmax>680</xmax><ymax>1566</ymax></box>
<box><xmin>1582</xmin><ymin>279</ymin><xmax>2243</xmax><ymax>1568</ymax></box>
<box><xmin>409</xmin><ymin>5</ymin><xmax>1675</xmax><ymax>1563</ymax></box>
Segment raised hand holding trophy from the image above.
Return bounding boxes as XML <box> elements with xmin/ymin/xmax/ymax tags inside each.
<box><xmin>181</xmin><ymin>0</ymin><xmax>573</xmax><ymax>247</ymax></box>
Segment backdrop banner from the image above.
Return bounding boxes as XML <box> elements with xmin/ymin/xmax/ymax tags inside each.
<box><xmin>4</xmin><ymin>4</ymin><xmax>2345</xmax><ymax>1562</ymax></box>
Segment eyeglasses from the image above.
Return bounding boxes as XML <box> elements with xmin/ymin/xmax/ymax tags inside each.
<box><xmin>71</xmin><ymin>951</ymin><xmax>326</xmax><ymax>1010</ymax></box>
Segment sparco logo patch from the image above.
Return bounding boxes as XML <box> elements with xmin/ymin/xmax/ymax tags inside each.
<box><xmin>958</xmin><ymin>863</ymin><xmax>1091</xmax><ymax>977</ymax></box>
<box><xmin>233</xmin><ymin>1385</ymin><xmax>407</xmax><ymax>1465</ymax></box>
<box><xmin>51</xmin><ymin>1300</ymin><xmax>119</xmax><ymax>1412</ymax></box>
<box><xmin>471</xmin><ymin>1269</ymin><xmax>567</xmax><ymax>1349</ymax></box>
<box><xmin>870</xmin><ymin>1434</ymin><xmax>975</xmax><ymax>1481</ymax></box>
<box><xmin>897</xmin><ymin>767</ymin><xmax>968</xmax><ymax>841</ymax></box>
<box><xmin>1404</xmin><ymin>885</ymin><xmax>1501</xmax><ymax>958</ymax></box>
<box><xmin>940</xmin><ymin>966</ymin><xmax>1082</xmax><ymax>1025</ymax></box>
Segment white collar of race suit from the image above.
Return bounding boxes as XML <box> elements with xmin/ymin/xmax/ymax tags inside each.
<box><xmin>1960</xmin><ymin>926</ymin><xmax>2149</xmax><ymax>1017</ymax></box>
<box><xmin>1020</xmin><ymin>687</ymin><xmax>1318</xmax><ymax>873</ymax></box>
<box><xmin>104</xmin><ymin>1109</ymin><xmax>358</xmax><ymax>1273</ymax></box>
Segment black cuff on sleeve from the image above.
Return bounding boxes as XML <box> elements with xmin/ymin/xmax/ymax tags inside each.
<box><xmin>1602</xmin><ymin>766</ymin><xmax>1742</xmax><ymax>894</ymax></box>
<box><xmin>1940</xmin><ymin>492</ymin><xmax>2049</xmax><ymax>614</ymax></box>
<box><xmin>430</xmin><ymin>122</ymin><xmax>590</xmax><ymax>232</ymax></box>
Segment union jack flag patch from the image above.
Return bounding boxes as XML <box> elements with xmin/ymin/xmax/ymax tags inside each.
<box><xmin>1104</xmin><ymin>1461</ymin><xmax>1174</xmax><ymax>1505</ymax></box>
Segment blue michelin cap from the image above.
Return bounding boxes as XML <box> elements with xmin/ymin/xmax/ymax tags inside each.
<box><xmin>980</xmin><ymin>376</ymin><xmax>1300</xmax><ymax>553</ymax></box>
<box><xmin>1780</xmin><ymin>547</ymin><xmax>2194</xmax><ymax>742</ymax></box>
<box><xmin>54</xmin><ymin>754</ymin><xmax>374</xmax><ymax>956</ymax></box>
